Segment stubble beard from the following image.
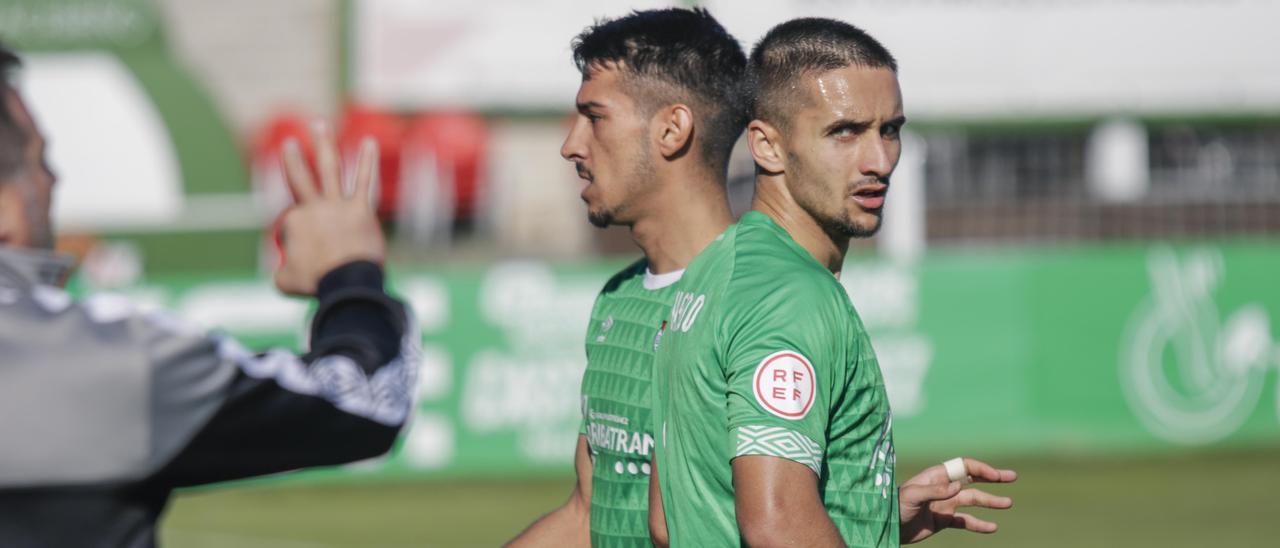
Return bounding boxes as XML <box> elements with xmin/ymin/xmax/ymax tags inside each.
<box><xmin>586</xmin><ymin>141</ymin><xmax>653</xmax><ymax>229</ymax></box>
<box><xmin>836</xmin><ymin>207</ymin><xmax>882</xmax><ymax>239</ymax></box>
<box><xmin>788</xmin><ymin>152</ymin><xmax>884</xmax><ymax>240</ymax></box>
<box><xmin>586</xmin><ymin>208</ymin><xmax>613</xmax><ymax>228</ymax></box>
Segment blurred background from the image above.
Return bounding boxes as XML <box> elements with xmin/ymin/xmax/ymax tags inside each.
<box><xmin>4</xmin><ymin>0</ymin><xmax>1278</xmax><ymax>546</ymax></box>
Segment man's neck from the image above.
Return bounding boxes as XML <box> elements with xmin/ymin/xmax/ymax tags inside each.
<box><xmin>629</xmin><ymin>169</ymin><xmax>733</xmax><ymax>274</ymax></box>
<box><xmin>750</xmin><ymin>173</ymin><xmax>849</xmax><ymax>276</ymax></box>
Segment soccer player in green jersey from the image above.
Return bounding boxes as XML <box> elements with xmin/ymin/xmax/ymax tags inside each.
<box><xmin>507</xmin><ymin>9</ymin><xmax>748</xmax><ymax>547</ymax></box>
<box><xmin>649</xmin><ymin>18</ymin><xmax>1018</xmax><ymax>547</ymax></box>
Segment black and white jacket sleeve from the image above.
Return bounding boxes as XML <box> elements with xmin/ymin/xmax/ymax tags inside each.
<box><xmin>146</xmin><ymin>260</ymin><xmax>419</xmax><ymax>487</ymax></box>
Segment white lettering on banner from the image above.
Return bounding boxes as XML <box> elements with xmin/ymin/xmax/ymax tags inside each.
<box><xmin>465</xmin><ymin>262</ymin><xmax>602</xmax><ymax>462</ymax></box>
<box><xmin>870</xmin><ymin>335</ymin><xmax>933</xmax><ymax>417</ymax></box>
<box><xmin>415</xmin><ymin>345</ymin><xmax>453</xmax><ymax>401</ymax></box>
<box><xmin>177</xmin><ymin>281</ymin><xmax>308</xmax><ymax>334</ymax></box>
<box><xmin>399</xmin><ymin>276</ymin><xmax>450</xmax><ymax>332</ymax></box>
<box><xmin>841</xmin><ymin>263</ymin><xmax>933</xmax><ymax>418</ymax></box>
<box><xmin>1120</xmin><ymin>248</ymin><xmax>1278</xmax><ymax>445</ymax></box>
<box><xmin>461</xmin><ymin>350</ymin><xmax>585</xmax><ymax>462</ymax></box>
<box><xmin>478</xmin><ymin>261</ymin><xmax>598</xmax><ymax>351</ymax></box>
<box><xmin>401</xmin><ymin>412</ymin><xmax>455</xmax><ymax>469</ymax></box>
<box><xmin>842</xmin><ymin>264</ymin><xmax>919</xmax><ymax>329</ymax></box>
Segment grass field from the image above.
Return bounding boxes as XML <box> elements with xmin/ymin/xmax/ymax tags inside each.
<box><xmin>161</xmin><ymin>448</ymin><xmax>1277</xmax><ymax>548</ymax></box>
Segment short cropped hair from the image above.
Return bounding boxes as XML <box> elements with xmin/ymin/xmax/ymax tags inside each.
<box><xmin>748</xmin><ymin>18</ymin><xmax>897</xmax><ymax>130</ymax></box>
<box><xmin>572</xmin><ymin>8</ymin><xmax>747</xmax><ymax>171</ymax></box>
<box><xmin>0</xmin><ymin>41</ymin><xmax>25</xmax><ymax>179</ymax></box>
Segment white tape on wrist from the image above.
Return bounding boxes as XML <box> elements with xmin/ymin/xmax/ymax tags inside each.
<box><xmin>944</xmin><ymin>457</ymin><xmax>967</xmax><ymax>482</ymax></box>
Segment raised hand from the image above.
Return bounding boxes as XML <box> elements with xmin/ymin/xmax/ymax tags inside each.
<box><xmin>899</xmin><ymin>457</ymin><xmax>1018</xmax><ymax>544</ymax></box>
<box><xmin>275</xmin><ymin>122</ymin><xmax>385</xmax><ymax>296</ymax></box>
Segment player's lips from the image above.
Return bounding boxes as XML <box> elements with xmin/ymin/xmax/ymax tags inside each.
<box><xmin>850</xmin><ymin>183</ymin><xmax>887</xmax><ymax>210</ymax></box>
<box><xmin>575</xmin><ymin>166</ymin><xmax>594</xmax><ymax>197</ymax></box>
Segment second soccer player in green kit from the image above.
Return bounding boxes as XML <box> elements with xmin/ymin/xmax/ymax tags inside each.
<box><xmin>650</xmin><ymin>19</ymin><xmax>1018</xmax><ymax>548</ymax></box>
<box><xmin>507</xmin><ymin>8</ymin><xmax>748</xmax><ymax>547</ymax></box>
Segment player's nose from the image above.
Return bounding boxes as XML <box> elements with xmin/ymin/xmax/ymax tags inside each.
<box><xmin>858</xmin><ymin>135</ymin><xmax>894</xmax><ymax>178</ymax></box>
<box><xmin>561</xmin><ymin>118</ymin><xmax>588</xmax><ymax>162</ymax></box>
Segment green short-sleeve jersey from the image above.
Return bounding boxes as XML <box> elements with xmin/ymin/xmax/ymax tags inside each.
<box><xmin>653</xmin><ymin>212</ymin><xmax>898</xmax><ymax>547</ymax></box>
<box><xmin>580</xmin><ymin>259</ymin><xmax>682</xmax><ymax>547</ymax></box>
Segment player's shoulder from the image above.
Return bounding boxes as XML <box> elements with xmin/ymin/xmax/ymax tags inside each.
<box><xmin>598</xmin><ymin>257</ymin><xmax>649</xmax><ymax>297</ymax></box>
<box><xmin>727</xmin><ymin>213</ymin><xmax>845</xmax><ymax>303</ymax></box>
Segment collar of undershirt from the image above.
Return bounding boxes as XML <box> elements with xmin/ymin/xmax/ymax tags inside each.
<box><xmin>642</xmin><ymin>267</ymin><xmax>685</xmax><ymax>290</ymax></box>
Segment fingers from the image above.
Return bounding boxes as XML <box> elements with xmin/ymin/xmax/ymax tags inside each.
<box><xmin>352</xmin><ymin>137</ymin><xmax>378</xmax><ymax>205</ymax></box>
<box><xmin>270</xmin><ymin>208</ymin><xmax>291</xmax><ymax>269</ymax></box>
<box><xmin>900</xmin><ymin>463</ymin><xmax>948</xmax><ymax>487</ymax></box>
<box><xmin>945</xmin><ymin>488</ymin><xmax>1013</xmax><ymax>511</ymax></box>
<box><xmin>899</xmin><ymin>480</ymin><xmax>961</xmax><ymax>507</ymax></box>
<box><xmin>311</xmin><ymin>121</ymin><xmax>342</xmax><ymax>196</ymax></box>
<box><xmin>950</xmin><ymin>512</ymin><xmax>999</xmax><ymax>534</ymax></box>
<box><xmin>281</xmin><ymin>139</ymin><xmax>318</xmax><ymax>203</ymax></box>
<box><xmin>963</xmin><ymin>458</ymin><xmax>1018</xmax><ymax>484</ymax></box>
<box><xmin>902</xmin><ymin>458</ymin><xmax>1017</xmax><ymax>488</ymax></box>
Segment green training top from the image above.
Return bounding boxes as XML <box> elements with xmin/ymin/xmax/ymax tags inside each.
<box><xmin>653</xmin><ymin>211</ymin><xmax>898</xmax><ymax>547</ymax></box>
<box><xmin>580</xmin><ymin>258</ymin><xmax>683</xmax><ymax>547</ymax></box>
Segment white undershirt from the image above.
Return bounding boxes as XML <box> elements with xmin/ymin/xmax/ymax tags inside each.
<box><xmin>643</xmin><ymin>267</ymin><xmax>685</xmax><ymax>290</ymax></box>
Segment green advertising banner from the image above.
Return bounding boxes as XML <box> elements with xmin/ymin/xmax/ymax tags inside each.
<box><xmin>80</xmin><ymin>242</ymin><xmax>1280</xmax><ymax>480</ymax></box>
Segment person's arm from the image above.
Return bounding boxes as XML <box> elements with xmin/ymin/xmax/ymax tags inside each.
<box><xmin>719</xmin><ymin>274</ymin><xmax>856</xmax><ymax>547</ymax></box>
<box><xmin>146</xmin><ymin>125</ymin><xmax>416</xmax><ymax>486</ymax></box>
<box><xmin>505</xmin><ymin>435</ymin><xmax>593</xmax><ymax>547</ymax></box>
<box><xmin>648</xmin><ymin>453</ymin><xmax>668</xmax><ymax>548</ymax></box>
<box><xmin>734</xmin><ymin>456</ymin><xmax>843</xmax><ymax>547</ymax></box>
<box><xmin>898</xmin><ymin>457</ymin><xmax>1017</xmax><ymax>544</ymax></box>
<box><xmin>143</xmin><ymin>261</ymin><xmax>414</xmax><ymax>487</ymax></box>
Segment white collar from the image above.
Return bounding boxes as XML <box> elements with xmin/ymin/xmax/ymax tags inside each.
<box><xmin>643</xmin><ymin>267</ymin><xmax>685</xmax><ymax>290</ymax></box>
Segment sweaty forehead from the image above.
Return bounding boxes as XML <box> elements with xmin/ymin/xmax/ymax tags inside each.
<box><xmin>796</xmin><ymin>65</ymin><xmax>902</xmax><ymax>123</ymax></box>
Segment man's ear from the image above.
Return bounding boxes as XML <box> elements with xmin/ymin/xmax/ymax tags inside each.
<box><xmin>747</xmin><ymin>119</ymin><xmax>786</xmax><ymax>174</ymax></box>
<box><xmin>654</xmin><ymin>103</ymin><xmax>694</xmax><ymax>159</ymax></box>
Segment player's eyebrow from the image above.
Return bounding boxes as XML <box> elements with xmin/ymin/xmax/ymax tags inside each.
<box><xmin>822</xmin><ymin>114</ymin><xmax>909</xmax><ymax>136</ymax></box>
<box><xmin>822</xmin><ymin>117</ymin><xmax>873</xmax><ymax>136</ymax></box>
<box><xmin>576</xmin><ymin>101</ymin><xmax>607</xmax><ymax>114</ymax></box>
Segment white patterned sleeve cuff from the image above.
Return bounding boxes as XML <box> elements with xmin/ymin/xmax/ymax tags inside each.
<box><xmin>734</xmin><ymin>425</ymin><xmax>823</xmax><ymax>475</ymax></box>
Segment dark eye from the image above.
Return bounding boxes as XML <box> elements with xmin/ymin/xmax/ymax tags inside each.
<box><xmin>586</xmin><ymin>113</ymin><xmax>602</xmax><ymax>124</ymax></box>
<box><xmin>882</xmin><ymin>123</ymin><xmax>901</xmax><ymax>140</ymax></box>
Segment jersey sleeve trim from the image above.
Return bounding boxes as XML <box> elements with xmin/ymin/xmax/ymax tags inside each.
<box><xmin>733</xmin><ymin>425</ymin><xmax>822</xmax><ymax>475</ymax></box>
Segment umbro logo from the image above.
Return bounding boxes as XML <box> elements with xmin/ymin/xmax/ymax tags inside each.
<box><xmin>596</xmin><ymin>315</ymin><xmax>614</xmax><ymax>343</ymax></box>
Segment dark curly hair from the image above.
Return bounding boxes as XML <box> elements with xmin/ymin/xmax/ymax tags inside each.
<box><xmin>572</xmin><ymin>8</ymin><xmax>748</xmax><ymax>172</ymax></box>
